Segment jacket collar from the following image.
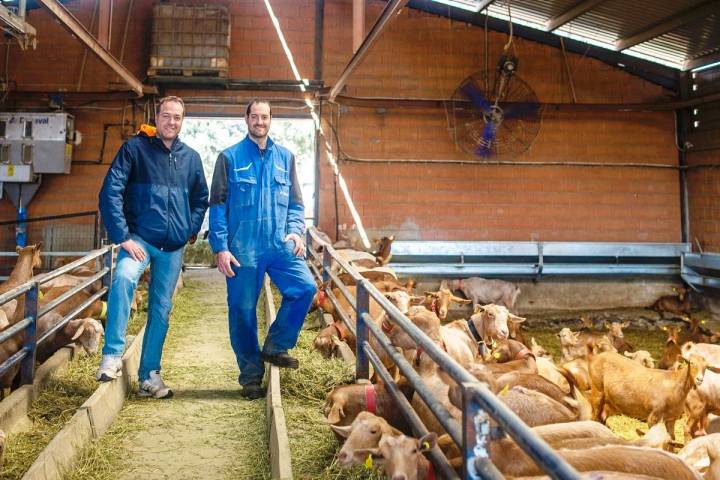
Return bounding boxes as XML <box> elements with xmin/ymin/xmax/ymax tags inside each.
<box><xmin>244</xmin><ymin>134</ymin><xmax>275</xmax><ymax>152</ymax></box>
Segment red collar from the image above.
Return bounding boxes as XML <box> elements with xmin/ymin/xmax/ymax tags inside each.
<box><xmin>317</xmin><ymin>290</ymin><xmax>326</xmax><ymax>304</ymax></box>
<box><xmin>365</xmin><ymin>384</ymin><xmax>376</xmax><ymax>414</ymax></box>
<box><xmin>515</xmin><ymin>348</ymin><xmax>535</xmax><ymax>361</ymax></box>
<box><xmin>430</xmin><ymin>298</ymin><xmax>438</xmax><ymax>315</ymax></box>
<box><xmin>427</xmin><ymin>460</ymin><xmax>436</xmax><ymax>480</ymax></box>
<box><xmin>381</xmin><ymin>317</ymin><xmax>395</xmax><ymax>334</ymax></box>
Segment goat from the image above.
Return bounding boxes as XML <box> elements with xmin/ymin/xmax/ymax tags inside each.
<box><xmin>653</xmin><ymin>286</ymin><xmax>691</xmax><ymax>316</ymax></box>
<box><xmin>589</xmin><ymin>351</ymin><xmax>719</xmax><ymax>438</ymax></box>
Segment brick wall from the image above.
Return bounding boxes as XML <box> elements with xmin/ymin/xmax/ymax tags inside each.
<box><xmin>687</xmin><ymin>149</ymin><xmax>720</xmax><ymax>251</ymax></box>
<box><xmin>0</xmin><ymin>0</ymin><xmax>682</xmax><ymax>244</ymax></box>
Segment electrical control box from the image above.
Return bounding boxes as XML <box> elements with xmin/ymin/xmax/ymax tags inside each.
<box><xmin>0</xmin><ymin>112</ymin><xmax>74</xmax><ymax>180</ymax></box>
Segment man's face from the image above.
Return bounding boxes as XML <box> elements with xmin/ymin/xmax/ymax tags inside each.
<box><xmin>246</xmin><ymin>102</ymin><xmax>271</xmax><ymax>140</ymax></box>
<box><xmin>156</xmin><ymin>101</ymin><xmax>184</xmax><ymax>142</ymax></box>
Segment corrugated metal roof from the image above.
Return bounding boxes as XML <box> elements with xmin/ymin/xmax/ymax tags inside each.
<box><xmin>426</xmin><ymin>0</ymin><xmax>720</xmax><ymax>71</ymax></box>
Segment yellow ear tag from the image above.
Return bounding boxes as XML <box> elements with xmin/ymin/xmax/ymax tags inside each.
<box><xmin>38</xmin><ymin>290</ymin><xmax>44</xmax><ymax>300</ymax></box>
<box><xmin>499</xmin><ymin>383</ymin><xmax>509</xmax><ymax>396</ymax></box>
<box><xmin>364</xmin><ymin>453</ymin><xmax>373</xmax><ymax>469</ymax></box>
<box><xmin>100</xmin><ymin>301</ymin><xmax>108</xmax><ymax>320</ymax></box>
<box><xmin>493</xmin><ymin>352</ymin><xmax>501</xmax><ymax>359</ymax></box>
<box><xmin>422</xmin><ymin>441</ymin><xmax>431</xmax><ymax>450</ymax></box>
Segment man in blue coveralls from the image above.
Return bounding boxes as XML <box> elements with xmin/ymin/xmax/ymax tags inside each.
<box><xmin>208</xmin><ymin>99</ymin><xmax>316</xmax><ymax>399</ymax></box>
<box><xmin>97</xmin><ymin>96</ymin><xmax>209</xmax><ymax>399</ymax></box>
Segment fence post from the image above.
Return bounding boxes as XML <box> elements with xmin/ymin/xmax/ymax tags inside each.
<box><xmin>463</xmin><ymin>383</ymin><xmax>503</xmax><ymax>480</ymax></box>
<box><xmin>355</xmin><ymin>279</ymin><xmax>370</xmax><ymax>381</ymax></box>
<box><xmin>322</xmin><ymin>248</ymin><xmax>331</xmax><ymax>284</ymax></box>
<box><xmin>102</xmin><ymin>246</ymin><xmax>114</xmax><ymax>301</ymax></box>
<box><xmin>19</xmin><ymin>283</ymin><xmax>39</xmax><ymax>386</ymax></box>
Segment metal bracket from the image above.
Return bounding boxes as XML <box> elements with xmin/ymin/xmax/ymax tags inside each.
<box><xmin>535</xmin><ymin>241</ymin><xmax>544</xmax><ymax>282</ymax></box>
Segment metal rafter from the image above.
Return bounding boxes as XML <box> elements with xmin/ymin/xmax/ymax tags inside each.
<box><xmin>328</xmin><ymin>0</ymin><xmax>409</xmax><ymax>101</ymax></box>
<box><xmin>35</xmin><ymin>0</ymin><xmax>145</xmax><ymax>96</ymax></box>
<box><xmin>615</xmin><ymin>0</ymin><xmax>720</xmax><ymax>52</ymax></box>
<box><xmin>545</xmin><ymin>0</ymin><xmax>608</xmax><ymax>32</ymax></box>
<box><xmin>0</xmin><ymin>2</ymin><xmax>36</xmax><ymax>49</ymax></box>
<box><xmin>684</xmin><ymin>50</ymin><xmax>720</xmax><ymax>71</ymax></box>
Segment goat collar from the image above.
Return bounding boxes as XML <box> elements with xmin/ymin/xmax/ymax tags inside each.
<box><xmin>515</xmin><ymin>347</ymin><xmax>535</xmax><ymax>361</ymax></box>
<box><xmin>317</xmin><ymin>290</ymin><xmax>326</xmax><ymax>304</ymax></box>
<box><xmin>466</xmin><ymin>318</ymin><xmax>483</xmax><ymax>344</ymax></box>
<box><xmin>427</xmin><ymin>461</ymin><xmax>436</xmax><ymax>480</ymax></box>
<box><xmin>430</xmin><ymin>298</ymin><xmax>438</xmax><ymax>315</ymax></box>
<box><xmin>332</xmin><ymin>322</ymin><xmax>350</xmax><ymax>342</ymax></box>
<box><xmin>381</xmin><ymin>317</ymin><xmax>395</xmax><ymax>334</ymax></box>
<box><xmin>365</xmin><ymin>384</ymin><xmax>376</xmax><ymax>414</ymax></box>
<box><xmin>456</xmin><ymin>279</ymin><xmax>464</xmax><ymax>291</ymax></box>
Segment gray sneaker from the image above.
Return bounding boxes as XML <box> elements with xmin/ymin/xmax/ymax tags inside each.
<box><xmin>138</xmin><ymin>370</ymin><xmax>173</xmax><ymax>399</ymax></box>
<box><xmin>96</xmin><ymin>355</ymin><xmax>123</xmax><ymax>382</ymax></box>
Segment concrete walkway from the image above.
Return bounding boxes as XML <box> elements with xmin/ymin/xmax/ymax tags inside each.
<box><xmin>72</xmin><ymin>268</ymin><xmax>270</xmax><ymax>480</ymax></box>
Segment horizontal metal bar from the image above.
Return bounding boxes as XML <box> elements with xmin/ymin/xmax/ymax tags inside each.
<box><xmin>308</xmin><ymin>228</ymin><xmax>364</xmax><ymax>283</ymax></box>
<box><xmin>465</xmin><ymin>385</ymin><xmax>581</xmax><ymax>480</ymax></box>
<box><xmin>33</xmin><ymin>247</ymin><xmax>110</xmax><ymax>285</ymax></box>
<box><xmin>315</xmin><ymin>274</ymin><xmax>357</xmax><ymax>338</ymax></box>
<box><xmin>681</xmin><ymin>272</ymin><xmax>720</xmax><ymax>290</ymax></box>
<box><xmin>0</xmin><ymin>252</ymin><xmax>92</xmax><ymax>257</ymax></box>
<box><xmin>363</xmin><ymin>343</ymin><xmax>460</xmax><ymax>480</ymax></box>
<box><xmin>0</xmin><ymin>346</ymin><xmax>29</xmax><ymax>378</ymax></box>
<box><xmin>0</xmin><ymin>210</ymin><xmax>97</xmax><ymax>226</ymax></box>
<box><xmin>390</xmin><ymin>241</ymin><xmax>690</xmax><ymax>259</ymax></box>
<box><xmin>0</xmin><ymin>317</ymin><xmax>32</xmax><ymax>344</ymax></box>
<box><xmin>37</xmin><ymin>268</ymin><xmax>107</xmax><ymax>317</ymax></box>
<box><xmin>390</xmin><ymin>263</ymin><xmax>681</xmax><ymax>277</ymax></box>
<box><xmin>324</xmin><ymin>268</ymin><xmax>357</xmax><ymax>311</ymax></box>
<box><xmin>37</xmin><ymin>287</ymin><xmax>107</xmax><ymax>347</ymax></box>
<box><xmin>0</xmin><ymin>282</ymin><xmax>34</xmax><ymax>306</ymax></box>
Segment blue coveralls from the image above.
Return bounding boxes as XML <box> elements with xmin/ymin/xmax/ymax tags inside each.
<box><xmin>208</xmin><ymin>135</ymin><xmax>316</xmax><ymax>386</ymax></box>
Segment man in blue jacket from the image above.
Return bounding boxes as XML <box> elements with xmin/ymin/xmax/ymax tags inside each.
<box><xmin>209</xmin><ymin>99</ymin><xmax>315</xmax><ymax>399</ymax></box>
<box><xmin>97</xmin><ymin>96</ymin><xmax>208</xmax><ymax>399</ymax></box>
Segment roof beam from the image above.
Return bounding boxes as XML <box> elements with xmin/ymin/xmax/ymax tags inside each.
<box><xmin>684</xmin><ymin>50</ymin><xmax>720</xmax><ymax>72</ymax></box>
<box><xmin>545</xmin><ymin>0</ymin><xmax>608</xmax><ymax>32</ymax></box>
<box><xmin>615</xmin><ymin>1</ymin><xmax>720</xmax><ymax>51</ymax></box>
<box><xmin>35</xmin><ymin>0</ymin><xmax>145</xmax><ymax>96</ymax></box>
<box><xmin>328</xmin><ymin>0</ymin><xmax>408</xmax><ymax>101</ymax></box>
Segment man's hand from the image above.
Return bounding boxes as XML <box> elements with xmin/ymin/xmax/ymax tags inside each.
<box><xmin>285</xmin><ymin>233</ymin><xmax>306</xmax><ymax>257</ymax></box>
<box><xmin>216</xmin><ymin>250</ymin><xmax>240</xmax><ymax>277</ymax></box>
<box><xmin>120</xmin><ymin>239</ymin><xmax>147</xmax><ymax>262</ymax></box>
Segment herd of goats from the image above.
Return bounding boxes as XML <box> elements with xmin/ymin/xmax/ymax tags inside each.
<box><xmin>0</xmin><ymin>238</ymin><xmax>720</xmax><ymax>478</ymax></box>
<box><xmin>308</xmin><ymin>233</ymin><xmax>720</xmax><ymax>480</ymax></box>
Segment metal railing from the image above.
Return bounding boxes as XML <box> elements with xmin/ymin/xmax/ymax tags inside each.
<box><xmin>306</xmin><ymin>227</ymin><xmax>581</xmax><ymax>480</ymax></box>
<box><xmin>0</xmin><ymin>246</ymin><xmax>114</xmax><ymax>387</ymax></box>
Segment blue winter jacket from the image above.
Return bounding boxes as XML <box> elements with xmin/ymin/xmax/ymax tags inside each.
<box><xmin>208</xmin><ymin>135</ymin><xmax>305</xmax><ymax>264</ymax></box>
<box><xmin>99</xmin><ymin>130</ymin><xmax>209</xmax><ymax>251</ymax></box>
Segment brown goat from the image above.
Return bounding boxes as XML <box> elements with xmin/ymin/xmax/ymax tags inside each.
<box><xmin>589</xmin><ymin>351</ymin><xmax>719</xmax><ymax>438</ymax></box>
<box><xmin>659</xmin><ymin>325</ymin><xmax>683</xmax><ymax>370</ymax></box>
<box><xmin>653</xmin><ymin>287</ymin><xmax>692</xmax><ymax>316</ymax></box>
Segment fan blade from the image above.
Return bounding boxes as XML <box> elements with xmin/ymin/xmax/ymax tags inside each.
<box><xmin>475</xmin><ymin>121</ymin><xmax>496</xmax><ymax>157</ymax></box>
<box><xmin>502</xmin><ymin>101</ymin><xmax>540</xmax><ymax>119</ymax></box>
<box><xmin>459</xmin><ymin>82</ymin><xmax>492</xmax><ymax>113</ymax></box>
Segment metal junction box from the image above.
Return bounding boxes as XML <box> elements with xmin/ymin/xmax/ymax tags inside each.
<box><xmin>0</xmin><ymin>112</ymin><xmax>74</xmax><ymax>182</ymax></box>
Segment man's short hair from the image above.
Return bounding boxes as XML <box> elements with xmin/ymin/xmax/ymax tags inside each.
<box><xmin>245</xmin><ymin>98</ymin><xmax>272</xmax><ymax>117</ymax></box>
<box><xmin>156</xmin><ymin>96</ymin><xmax>185</xmax><ymax>117</ymax></box>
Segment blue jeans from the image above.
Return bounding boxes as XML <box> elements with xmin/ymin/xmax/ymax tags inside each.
<box><xmin>226</xmin><ymin>242</ymin><xmax>315</xmax><ymax>386</ymax></box>
<box><xmin>102</xmin><ymin>235</ymin><xmax>184</xmax><ymax>381</ymax></box>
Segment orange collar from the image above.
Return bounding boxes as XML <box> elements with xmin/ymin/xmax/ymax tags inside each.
<box><xmin>138</xmin><ymin>124</ymin><xmax>156</xmax><ymax>137</ymax></box>
<box><xmin>332</xmin><ymin>322</ymin><xmax>350</xmax><ymax>342</ymax></box>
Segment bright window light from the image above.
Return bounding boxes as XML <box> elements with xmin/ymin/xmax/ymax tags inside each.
<box><xmin>431</xmin><ymin>0</ymin><xmax>484</xmax><ymax>12</ymax></box>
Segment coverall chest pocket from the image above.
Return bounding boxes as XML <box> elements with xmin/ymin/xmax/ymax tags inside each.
<box><xmin>273</xmin><ymin>169</ymin><xmax>290</xmax><ymax>208</ymax></box>
<box><xmin>229</xmin><ymin>165</ymin><xmax>257</xmax><ymax>208</ymax></box>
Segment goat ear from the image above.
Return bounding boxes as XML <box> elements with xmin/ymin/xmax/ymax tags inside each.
<box><xmin>604</xmin><ymin>322</ymin><xmax>610</xmax><ymax>329</ymax></box>
<box><xmin>326</xmin><ymin>405</ymin><xmax>343</xmax><ymax>424</ymax></box>
<box><xmin>71</xmin><ymin>323</ymin><xmax>87</xmax><ymax>341</ymax></box>
<box><xmin>474</xmin><ymin>304</ymin><xmax>485</xmax><ymax>314</ymax></box>
<box><xmin>509</xmin><ymin>314</ymin><xmax>526</xmax><ymax>323</ymax></box>
<box><xmin>451</xmin><ymin>295</ymin><xmax>472</xmax><ymax>305</ymax></box>
<box><xmin>329</xmin><ymin>424</ymin><xmax>352</xmax><ymax>438</ymax></box>
<box><xmin>15</xmin><ymin>246</ymin><xmax>21</xmax><ymax>254</ymax></box>
<box><xmin>707</xmin><ymin>365</ymin><xmax>720</xmax><ymax>374</ymax></box>
<box><xmin>418</xmin><ymin>432</ymin><xmax>438</xmax><ymax>452</ymax></box>
<box><xmin>635</xmin><ymin>428</ymin><xmax>645</xmax><ymax>436</ymax></box>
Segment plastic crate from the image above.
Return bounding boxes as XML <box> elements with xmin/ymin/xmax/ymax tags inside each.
<box><xmin>148</xmin><ymin>4</ymin><xmax>230</xmax><ymax>78</ymax></box>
